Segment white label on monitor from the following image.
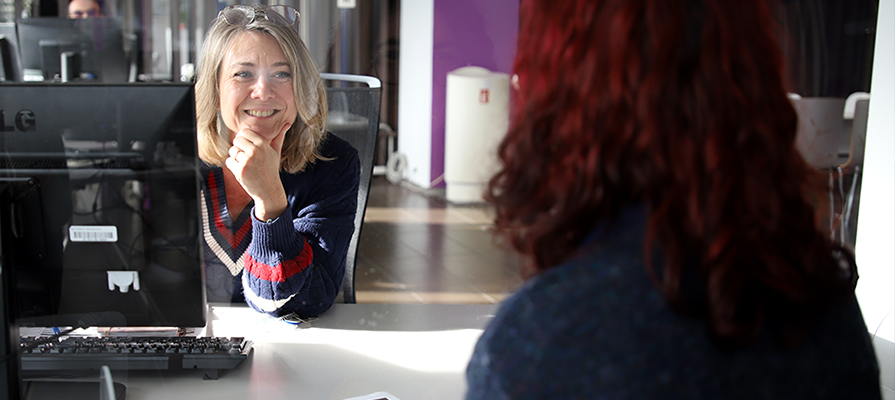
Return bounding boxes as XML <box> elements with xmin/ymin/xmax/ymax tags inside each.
<box><xmin>69</xmin><ymin>225</ymin><xmax>118</xmax><ymax>242</ymax></box>
<box><xmin>337</xmin><ymin>0</ymin><xmax>356</xmax><ymax>8</ymax></box>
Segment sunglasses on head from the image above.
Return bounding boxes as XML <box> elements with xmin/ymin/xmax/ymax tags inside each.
<box><xmin>218</xmin><ymin>4</ymin><xmax>300</xmax><ymax>28</ymax></box>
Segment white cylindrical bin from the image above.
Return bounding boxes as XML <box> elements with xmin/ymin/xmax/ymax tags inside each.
<box><xmin>444</xmin><ymin>66</ymin><xmax>510</xmax><ymax>203</ymax></box>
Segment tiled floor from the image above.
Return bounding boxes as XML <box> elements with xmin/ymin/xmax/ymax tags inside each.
<box><xmin>354</xmin><ymin>176</ymin><xmax>524</xmax><ymax>304</ymax></box>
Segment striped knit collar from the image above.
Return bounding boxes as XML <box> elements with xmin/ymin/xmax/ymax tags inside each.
<box><xmin>201</xmin><ymin>168</ymin><xmax>253</xmax><ymax>276</ymax></box>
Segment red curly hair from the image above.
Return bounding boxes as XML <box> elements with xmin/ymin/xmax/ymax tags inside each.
<box><xmin>488</xmin><ymin>0</ymin><xmax>853</xmax><ymax>346</ymax></box>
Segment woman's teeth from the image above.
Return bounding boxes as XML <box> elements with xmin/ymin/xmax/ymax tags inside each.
<box><xmin>247</xmin><ymin>110</ymin><xmax>275</xmax><ymax>117</ymax></box>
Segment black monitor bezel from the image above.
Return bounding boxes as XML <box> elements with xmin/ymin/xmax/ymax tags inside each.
<box><xmin>0</xmin><ymin>82</ymin><xmax>206</xmax><ymax>329</ymax></box>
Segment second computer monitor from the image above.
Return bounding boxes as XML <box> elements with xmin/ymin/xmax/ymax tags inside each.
<box><xmin>16</xmin><ymin>17</ymin><xmax>129</xmax><ymax>83</ymax></box>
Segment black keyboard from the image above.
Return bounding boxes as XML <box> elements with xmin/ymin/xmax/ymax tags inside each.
<box><xmin>19</xmin><ymin>336</ymin><xmax>252</xmax><ymax>379</ymax></box>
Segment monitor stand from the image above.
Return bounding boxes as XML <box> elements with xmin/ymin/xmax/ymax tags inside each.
<box><xmin>23</xmin><ymin>366</ymin><xmax>125</xmax><ymax>400</ymax></box>
<box><xmin>23</xmin><ymin>381</ymin><xmax>126</xmax><ymax>400</ymax></box>
<box><xmin>1</xmin><ymin>181</ymin><xmax>22</xmax><ymax>400</ymax></box>
<box><xmin>3</xmin><ymin>181</ymin><xmax>127</xmax><ymax>399</ymax></box>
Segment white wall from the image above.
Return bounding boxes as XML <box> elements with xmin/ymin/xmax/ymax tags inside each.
<box><xmin>397</xmin><ymin>0</ymin><xmax>434</xmax><ymax>188</ymax></box>
<box><xmin>855</xmin><ymin>0</ymin><xmax>894</xmax><ymax>396</ymax></box>
<box><xmin>856</xmin><ymin>0</ymin><xmax>895</xmax><ymax>343</ymax></box>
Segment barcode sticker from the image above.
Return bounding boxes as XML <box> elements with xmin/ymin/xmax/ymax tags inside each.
<box><xmin>69</xmin><ymin>226</ymin><xmax>118</xmax><ymax>242</ymax></box>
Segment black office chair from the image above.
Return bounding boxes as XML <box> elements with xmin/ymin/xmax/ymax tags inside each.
<box><xmin>834</xmin><ymin>93</ymin><xmax>870</xmax><ymax>247</ymax></box>
<box><xmin>790</xmin><ymin>93</ymin><xmax>869</xmax><ymax>247</ymax></box>
<box><xmin>321</xmin><ymin>73</ymin><xmax>382</xmax><ymax>303</ymax></box>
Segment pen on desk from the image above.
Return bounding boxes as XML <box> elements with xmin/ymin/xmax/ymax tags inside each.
<box><xmin>282</xmin><ymin>313</ymin><xmax>304</xmax><ymax>325</ymax></box>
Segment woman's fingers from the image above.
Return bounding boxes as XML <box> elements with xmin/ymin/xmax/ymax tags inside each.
<box><xmin>225</xmin><ymin>128</ymin><xmax>285</xmax><ymax>201</ymax></box>
<box><xmin>270</xmin><ymin>122</ymin><xmax>292</xmax><ymax>155</ymax></box>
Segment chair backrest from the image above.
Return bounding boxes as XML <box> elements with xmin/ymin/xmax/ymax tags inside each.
<box><xmin>321</xmin><ymin>73</ymin><xmax>381</xmax><ymax>303</ymax></box>
<box><xmin>837</xmin><ymin>94</ymin><xmax>870</xmax><ymax>247</ymax></box>
<box><xmin>790</xmin><ymin>95</ymin><xmax>852</xmax><ymax>169</ymax></box>
<box><xmin>790</xmin><ymin>93</ymin><xmax>871</xmax><ymax>247</ymax></box>
<box><xmin>842</xmin><ymin>94</ymin><xmax>870</xmax><ymax>170</ymax></box>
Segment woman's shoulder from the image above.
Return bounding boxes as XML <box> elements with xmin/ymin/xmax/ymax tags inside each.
<box><xmin>319</xmin><ymin>131</ymin><xmax>359</xmax><ymax>160</ymax></box>
<box><xmin>487</xmin><ymin>245</ymin><xmax>655</xmax><ymax>343</ymax></box>
<box><xmin>286</xmin><ymin>132</ymin><xmax>359</xmax><ymax>179</ymax></box>
<box><xmin>477</xmin><ymin>243</ymin><xmax>881</xmax><ymax>399</ymax></box>
<box><xmin>488</xmin><ymin>211</ymin><xmax>654</xmax><ymax>335</ymax></box>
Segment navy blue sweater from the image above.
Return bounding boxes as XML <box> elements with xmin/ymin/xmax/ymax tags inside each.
<box><xmin>466</xmin><ymin>206</ymin><xmax>881</xmax><ymax>399</ymax></box>
<box><xmin>201</xmin><ymin>133</ymin><xmax>359</xmax><ymax>317</ymax></box>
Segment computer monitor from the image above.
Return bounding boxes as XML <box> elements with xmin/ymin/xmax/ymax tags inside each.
<box><xmin>0</xmin><ymin>82</ymin><xmax>205</xmax><ymax>329</ymax></box>
<box><xmin>0</xmin><ymin>36</ymin><xmax>13</xmax><ymax>82</ymax></box>
<box><xmin>0</xmin><ymin>22</ymin><xmax>20</xmax><ymax>82</ymax></box>
<box><xmin>16</xmin><ymin>17</ymin><xmax>130</xmax><ymax>83</ymax></box>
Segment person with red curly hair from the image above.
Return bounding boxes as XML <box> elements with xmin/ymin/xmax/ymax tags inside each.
<box><xmin>465</xmin><ymin>0</ymin><xmax>881</xmax><ymax>398</ymax></box>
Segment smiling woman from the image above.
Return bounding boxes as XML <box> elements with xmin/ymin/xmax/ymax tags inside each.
<box><xmin>218</xmin><ymin>31</ymin><xmax>297</xmax><ymax>221</ymax></box>
<box><xmin>218</xmin><ymin>31</ymin><xmax>297</xmax><ymax>146</ymax></box>
<box><xmin>193</xmin><ymin>4</ymin><xmax>360</xmax><ymax>319</ymax></box>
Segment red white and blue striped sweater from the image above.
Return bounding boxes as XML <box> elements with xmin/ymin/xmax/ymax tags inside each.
<box><xmin>201</xmin><ymin>133</ymin><xmax>359</xmax><ymax>318</ymax></box>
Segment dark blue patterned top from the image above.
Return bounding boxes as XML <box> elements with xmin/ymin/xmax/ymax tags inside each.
<box><xmin>201</xmin><ymin>133</ymin><xmax>359</xmax><ymax>317</ymax></box>
<box><xmin>466</xmin><ymin>206</ymin><xmax>881</xmax><ymax>399</ymax></box>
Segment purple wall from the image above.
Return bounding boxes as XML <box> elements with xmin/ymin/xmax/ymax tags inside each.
<box><xmin>431</xmin><ymin>0</ymin><xmax>519</xmax><ymax>186</ymax></box>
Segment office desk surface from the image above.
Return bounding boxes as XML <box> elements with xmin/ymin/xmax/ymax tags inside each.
<box><xmin>111</xmin><ymin>303</ymin><xmax>498</xmax><ymax>400</ymax></box>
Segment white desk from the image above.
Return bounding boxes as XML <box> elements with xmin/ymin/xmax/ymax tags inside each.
<box><xmin>99</xmin><ymin>303</ymin><xmax>497</xmax><ymax>400</ymax></box>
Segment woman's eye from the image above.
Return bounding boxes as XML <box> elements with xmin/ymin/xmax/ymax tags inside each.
<box><xmin>273</xmin><ymin>71</ymin><xmax>292</xmax><ymax>80</ymax></box>
<box><xmin>234</xmin><ymin>71</ymin><xmax>253</xmax><ymax>79</ymax></box>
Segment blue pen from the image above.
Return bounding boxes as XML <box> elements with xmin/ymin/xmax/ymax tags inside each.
<box><xmin>282</xmin><ymin>313</ymin><xmax>304</xmax><ymax>326</ymax></box>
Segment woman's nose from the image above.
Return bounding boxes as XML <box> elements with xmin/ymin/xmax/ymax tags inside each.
<box><xmin>251</xmin><ymin>77</ymin><xmax>274</xmax><ymax>101</ymax></box>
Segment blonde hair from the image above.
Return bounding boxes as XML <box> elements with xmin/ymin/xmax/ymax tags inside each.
<box><xmin>195</xmin><ymin>5</ymin><xmax>327</xmax><ymax>173</ymax></box>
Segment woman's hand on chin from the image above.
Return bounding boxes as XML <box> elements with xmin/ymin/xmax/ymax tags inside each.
<box><xmin>225</xmin><ymin>121</ymin><xmax>292</xmax><ymax>220</ymax></box>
